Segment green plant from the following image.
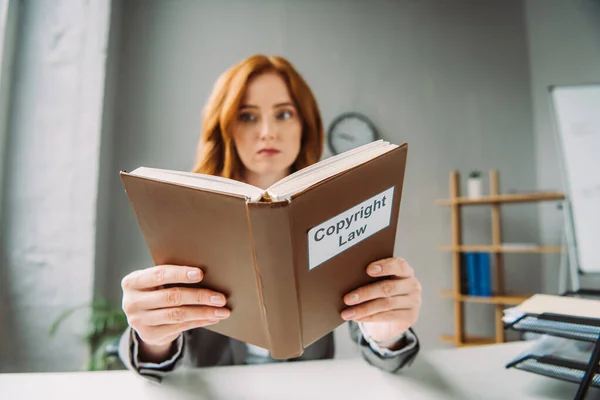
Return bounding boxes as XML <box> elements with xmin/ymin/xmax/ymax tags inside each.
<box><xmin>468</xmin><ymin>170</ymin><xmax>481</xmax><ymax>179</ymax></box>
<box><xmin>50</xmin><ymin>298</ymin><xmax>128</xmax><ymax>371</ymax></box>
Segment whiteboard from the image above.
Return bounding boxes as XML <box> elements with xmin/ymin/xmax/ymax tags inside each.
<box><xmin>550</xmin><ymin>83</ymin><xmax>600</xmax><ymax>273</ymax></box>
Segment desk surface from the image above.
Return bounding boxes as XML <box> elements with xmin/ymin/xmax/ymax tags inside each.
<box><xmin>1</xmin><ymin>341</ymin><xmax>599</xmax><ymax>400</ymax></box>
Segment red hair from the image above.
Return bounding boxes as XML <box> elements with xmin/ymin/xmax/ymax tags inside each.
<box><xmin>192</xmin><ymin>55</ymin><xmax>324</xmax><ymax>180</ymax></box>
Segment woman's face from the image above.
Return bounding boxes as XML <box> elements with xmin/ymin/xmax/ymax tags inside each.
<box><xmin>232</xmin><ymin>72</ymin><xmax>302</xmax><ymax>184</ymax></box>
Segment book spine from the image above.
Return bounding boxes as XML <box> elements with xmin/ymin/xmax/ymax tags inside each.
<box><xmin>465</xmin><ymin>252</ymin><xmax>479</xmax><ymax>296</ymax></box>
<box><xmin>246</xmin><ymin>200</ymin><xmax>303</xmax><ymax>360</ymax></box>
<box><xmin>478</xmin><ymin>252</ymin><xmax>492</xmax><ymax>297</ymax></box>
<box><xmin>460</xmin><ymin>254</ymin><xmax>469</xmax><ymax>295</ymax></box>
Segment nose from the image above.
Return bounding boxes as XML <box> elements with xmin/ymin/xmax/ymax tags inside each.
<box><xmin>259</xmin><ymin>118</ymin><xmax>276</xmax><ymax>140</ymax></box>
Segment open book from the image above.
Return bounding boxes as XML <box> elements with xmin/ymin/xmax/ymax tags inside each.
<box><xmin>128</xmin><ymin>140</ymin><xmax>399</xmax><ymax>202</ymax></box>
<box><xmin>120</xmin><ymin>140</ymin><xmax>408</xmax><ymax>359</ymax></box>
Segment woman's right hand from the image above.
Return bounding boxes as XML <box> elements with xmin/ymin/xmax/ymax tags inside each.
<box><xmin>121</xmin><ymin>265</ymin><xmax>230</xmax><ymax>361</ymax></box>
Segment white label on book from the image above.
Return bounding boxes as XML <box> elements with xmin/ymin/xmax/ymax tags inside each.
<box><xmin>307</xmin><ymin>186</ymin><xmax>395</xmax><ymax>270</ymax></box>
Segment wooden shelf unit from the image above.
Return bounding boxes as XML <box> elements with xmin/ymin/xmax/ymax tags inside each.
<box><xmin>438</xmin><ymin>290</ymin><xmax>531</xmax><ymax>306</ymax></box>
<box><xmin>437</xmin><ymin>170</ymin><xmax>565</xmax><ymax>347</ymax></box>
<box><xmin>435</xmin><ymin>192</ymin><xmax>565</xmax><ymax>206</ymax></box>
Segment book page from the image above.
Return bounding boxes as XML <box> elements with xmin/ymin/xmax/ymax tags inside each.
<box><xmin>266</xmin><ymin>140</ymin><xmax>398</xmax><ymax>201</ymax></box>
<box><xmin>129</xmin><ymin>167</ymin><xmax>264</xmax><ymax>201</ymax></box>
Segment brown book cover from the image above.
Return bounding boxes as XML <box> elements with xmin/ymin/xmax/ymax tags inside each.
<box><xmin>119</xmin><ymin>141</ymin><xmax>408</xmax><ymax>359</ymax></box>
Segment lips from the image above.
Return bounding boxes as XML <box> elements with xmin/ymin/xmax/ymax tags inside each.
<box><xmin>258</xmin><ymin>148</ymin><xmax>281</xmax><ymax>156</ymax></box>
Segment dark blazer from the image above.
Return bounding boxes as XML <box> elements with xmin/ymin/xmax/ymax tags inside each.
<box><xmin>119</xmin><ymin>322</ymin><xmax>420</xmax><ymax>382</ymax></box>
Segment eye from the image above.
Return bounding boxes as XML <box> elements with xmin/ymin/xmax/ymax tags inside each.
<box><xmin>277</xmin><ymin>110</ymin><xmax>294</xmax><ymax>120</ymax></box>
<box><xmin>238</xmin><ymin>112</ymin><xmax>257</xmax><ymax>122</ymax></box>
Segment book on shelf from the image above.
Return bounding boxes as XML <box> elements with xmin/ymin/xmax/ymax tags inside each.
<box><xmin>461</xmin><ymin>251</ymin><xmax>491</xmax><ymax>296</ymax></box>
<box><xmin>119</xmin><ymin>140</ymin><xmax>408</xmax><ymax>359</ymax></box>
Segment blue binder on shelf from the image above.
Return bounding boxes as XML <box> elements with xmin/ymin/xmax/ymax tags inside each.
<box><xmin>462</xmin><ymin>251</ymin><xmax>491</xmax><ymax>297</ymax></box>
<box><xmin>464</xmin><ymin>252</ymin><xmax>478</xmax><ymax>296</ymax></box>
<box><xmin>478</xmin><ymin>252</ymin><xmax>491</xmax><ymax>297</ymax></box>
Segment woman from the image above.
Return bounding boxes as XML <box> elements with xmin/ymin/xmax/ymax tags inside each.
<box><xmin>118</xmin><ymin>54</ymin><xmax>422</xmax><ymax>382</ymax></box>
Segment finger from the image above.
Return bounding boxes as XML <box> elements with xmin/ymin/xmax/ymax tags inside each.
<box><xmin>366</xmin><ymin>257</ymin><xmax>414</xmax><ymax>279</ymax></box>
<box><xmin>354</xmin><ymin>308</ymin><xmax>418</xmax><ymax>327</ymax></box>
<box><xmin>136</xmin><ymin>319</ymin><xmax>220</xmax><ymax>345</ymax></box>
<box><xmin>344</xmin><ymin>276</ymin><xmax>421</xmax><ymax>306</ymax></box>
<box><xmin>121</xmin><ymin>265</ymin><xmax>204</xmax><ymax>291</ymax></box>
<box><xmin>123</xmin><ymin>287</ymin><xmax>227</xmax><ymax>313</ymax></box>
<box><xmin>139</xmin><ymin>305</ymin><xmax>231</xmax><ymax>326</ymax></box>
<box><xmin>341</xmin><ymin>293</ymin><xmax>418</xmax><ymax>320</ymax></box>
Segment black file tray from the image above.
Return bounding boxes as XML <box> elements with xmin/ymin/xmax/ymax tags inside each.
<box><xmin>506</xmin><ymin>353</ymin><xmax>600</xmax><ymax>389</ymax></box>
<box><xmin>504</xmin><ymin>293</ymin><xmax>600</xmax><ymax>400</ymax></box>
<box><xmin>507</xmin><ymin>313</ymin><xmax>600</xmax><ymax>343</ymax></box>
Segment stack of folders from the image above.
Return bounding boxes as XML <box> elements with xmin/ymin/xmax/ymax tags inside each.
<box><xmin>461</xmin><ymin>252</ymin><xmax>491</xmax><ymax>296</ymax></box>
<box><xmin>503</xmin><ymin>292</ymin><xmax>600</xmax><ymax>389</ymax></box>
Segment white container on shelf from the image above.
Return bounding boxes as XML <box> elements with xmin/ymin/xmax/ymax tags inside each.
<box><xmin>467</xmin><ymin>171</ymin><xmax>483</xmax><ymax>198</ymax></box>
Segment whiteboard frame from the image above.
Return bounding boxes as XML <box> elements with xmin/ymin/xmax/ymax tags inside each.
<box><xmin>548</xmin><ymin>82</ymin><xmax>600</xmax><ymax>275</ymax></box>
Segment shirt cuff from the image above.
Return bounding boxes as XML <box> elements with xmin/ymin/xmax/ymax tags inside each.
<box><xmin>132</xmin><ymin>331</ymin><xmax>184</xmax><ymax>370</ymax></box>
<box><xmin>358</xmin><ymin>322</ymin><xmax>418</xmax><ymax>357</ymax></box>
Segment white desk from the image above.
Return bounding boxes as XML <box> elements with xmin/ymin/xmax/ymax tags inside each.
<box><xmin>1</xmin><ymin>341</ymin><xmax>599</xmax><ymax>400</ymax></box>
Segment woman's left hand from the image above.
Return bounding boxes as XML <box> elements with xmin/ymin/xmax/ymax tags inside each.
<box><xmin>341</xmin><ymin>257</ymin><xmax>422</xmax><ymax>349</ymax></box>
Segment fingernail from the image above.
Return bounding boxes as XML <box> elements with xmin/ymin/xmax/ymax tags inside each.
<box><xmin>369</xmin><ymin>264</ymin><xmax>382</xmax><ymax>274</ymax></box>
<box><xmin>342</xmin><ymin>309</ymin><xmax>356</xmax><ymax>319</ymax></box>
<box><xmin>215</xmin><ymin>309</ymin><xmax>230</xmax><ymax>318</ymax></box>
<box><xmin>210</xmin><ymin>295</ymin><xmax>225</xmax><ymax>306</ymax></box>
<box><xmin>187</xmin><ymin>270</ymin><xmax>201</xmax><ymax>280</ymax></box>
<box><xmin>346</xmin><ymin>293</ymin><xmax>359</xmax><ymax>304</ymax></box>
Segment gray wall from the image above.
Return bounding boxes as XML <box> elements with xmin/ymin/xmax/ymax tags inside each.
<box><xmin>102</xmin><ymin>0</ymin><xmax>539</xmax><ymax>356</ymax></box>
<box><xmin>0</xmin><ymin>0</ymin><xmax>111</xmax><ymax>372</ymax></box>
<box><xmin>0</xmin><ymin>0</ymin><xmax>18</xmax><ymax>372</ymax></box>
<box><xmin>525</xmin><ymin>0</ymin><xmax>600</xmax><ymax>292</ymax></box>
<box><xmin>93</xmin><ymin>0</ymin><xmax>123</xmax><ymax>305</ymax></box>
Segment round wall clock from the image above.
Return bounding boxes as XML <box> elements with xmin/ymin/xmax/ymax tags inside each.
<box><xmin>327</xmin><ymin>112</ymin><xmax>380</xmax><ymax>155</ymax></box>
